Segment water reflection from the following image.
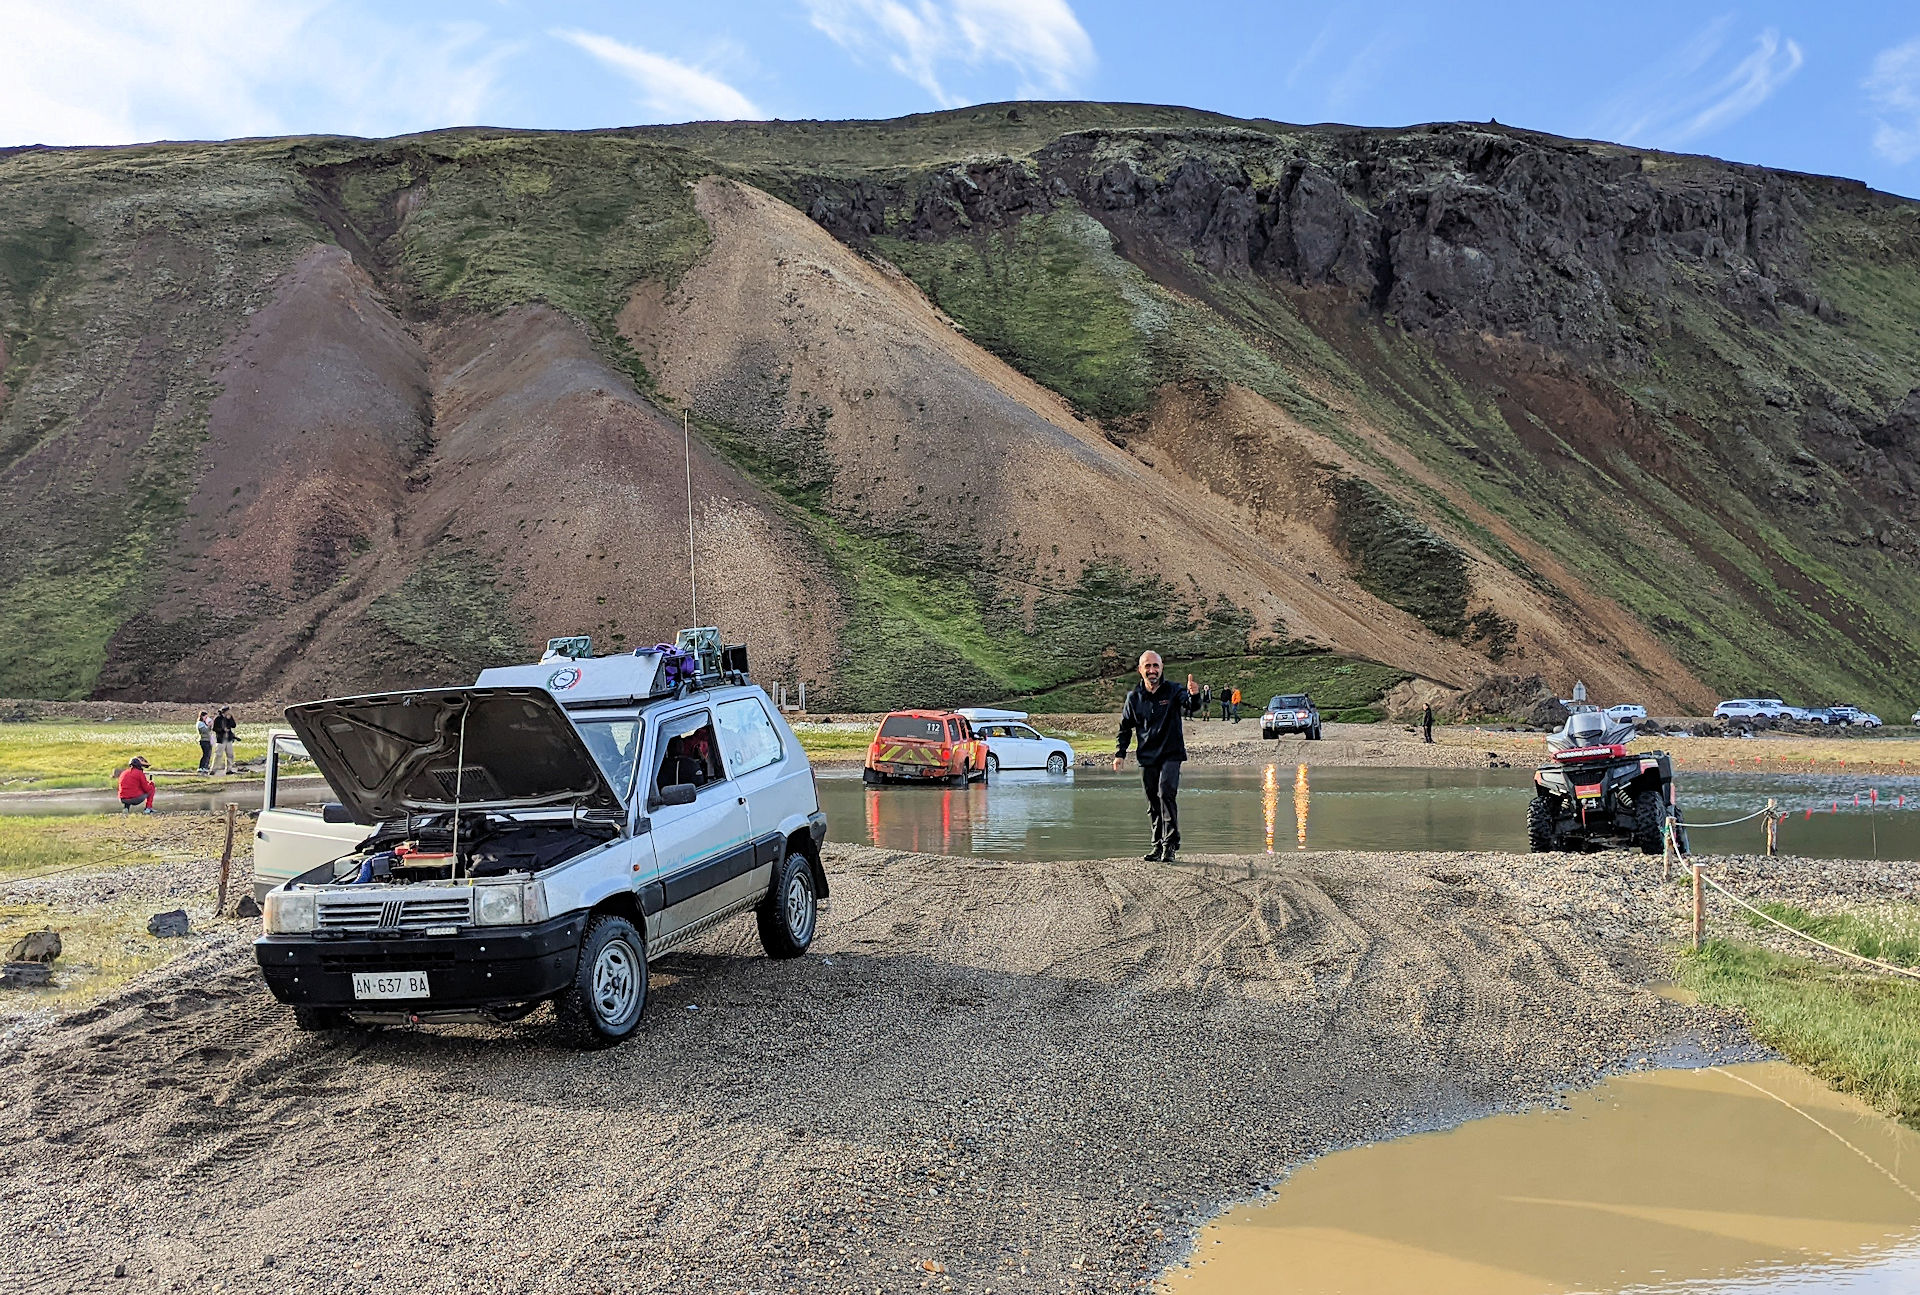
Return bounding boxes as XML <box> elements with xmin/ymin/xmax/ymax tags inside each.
<box><xmin>1294</xmin><ymin>763</ymin><xmax>1310</xmax><ymax>850</ymax></box>
<box><xmin>1263</xmin><ymin>765</ymin><xmax>1276</xmax><ymax>854</ymax></box>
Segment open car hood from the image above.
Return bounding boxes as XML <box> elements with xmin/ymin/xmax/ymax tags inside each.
<box><xmin>285</xmin><ymin>687</ymin><xmax>623</xmax><ymax>824</ymax></box>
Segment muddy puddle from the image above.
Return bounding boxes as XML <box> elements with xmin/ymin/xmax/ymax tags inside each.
<box><xmin>1165</xmin><ymin>1061</ymin><xmax>1920</xmax><ymax>1294</ymax></box>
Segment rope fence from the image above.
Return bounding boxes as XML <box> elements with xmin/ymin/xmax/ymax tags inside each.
<box><xmin>1693</xmin><ymin>866</ymin><xmax>1920</xmax><ymax>983</ymax></box>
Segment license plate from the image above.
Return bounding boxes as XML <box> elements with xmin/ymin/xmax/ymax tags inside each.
<box><xmin>352</xmin><ymin>971</ymin><xmax>430</xmax><ymax>1000</ymax></box>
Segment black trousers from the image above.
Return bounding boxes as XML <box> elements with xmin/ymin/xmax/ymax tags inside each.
<box><xmin>198</xmin><ymin>740</ymin><xmax>212</xmax><ymax>770</ymax></box>
<box><xmin>1140</xmin><ymin>760</ymin><xmax>1182</xmax><ymax>850</ymax></box>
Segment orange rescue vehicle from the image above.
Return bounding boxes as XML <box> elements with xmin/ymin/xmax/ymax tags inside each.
<box><xmin>863</xmin><ymin>710</ymin><xmax>990</xmax><ymax>786</ymax></box>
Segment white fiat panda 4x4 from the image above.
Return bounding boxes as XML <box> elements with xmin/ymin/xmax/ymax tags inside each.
<box><xmin>252</xmin><ymin>633</ymin><xmax>827</xmax><ymax>1049</ymax></box>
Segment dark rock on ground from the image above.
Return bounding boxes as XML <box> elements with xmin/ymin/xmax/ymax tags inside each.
<box><xmin>146</xmin><ymin>910</ymin><xmax>190</xmax><ymax>938</ymax></box>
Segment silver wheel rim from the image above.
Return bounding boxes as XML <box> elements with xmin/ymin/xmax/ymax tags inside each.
<box><xmin>987</xmin><ymin>755</ymin><xmax>998</xmax><ymax>773</ymax></box>
<box><xmin>591</xmin><ymin>937</ymin><xmax>640</xmax><ymax>1026</ymax></box>
<box><xmin>786</xmin><ymin>870</ymin><xmax>815</xmax><ymax>944</ymax></box>
<box><xmin>1049</xmin><ymin>754</ymin><xmax>1065</xmax><ymax>773</ymax></box>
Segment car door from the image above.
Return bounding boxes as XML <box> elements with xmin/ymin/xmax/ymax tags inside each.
<box><xmin>1006</xmin><ymin>723</ymin><xmax>1050</xmax><ymax>769</ymax></box>
<box><xmin>713</xmin><ymin>695</ymin><xmax>794</xmax><ymax>904</ymax></box>
<box><xmin>252</xmin><ymin>733</ymin><xmax>369</xmax><ymax>902</ymax></box>
<box><xmin>644</xmin><ymin>707</ymin><xmax>754</xmax><ymax>942</ymax></box>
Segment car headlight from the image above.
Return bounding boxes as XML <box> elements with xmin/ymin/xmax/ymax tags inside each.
<box><xmin>263</xmin><ymin>890</ymin><xmax>316</xmax><ymax>934</ymax></box>
<box><xmin>475</xmin><ymin>884</ymin><xmax>523</xmax><ymax>926</ymax></box>
<box><xmin>475</xmin><ymin>881</ymin><xmax>549</xmax><ymax>926</ymax></box>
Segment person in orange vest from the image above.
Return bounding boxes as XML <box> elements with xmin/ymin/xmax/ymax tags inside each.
<box><xmin>118</xmin><ymin>756</ymin><xmax>156</xmax><ymax>814</ymax></box>
<box><xmin>1229</xmin><ymin>687</ymin><xmax>1243</xmax><ymax>722</ymax></box>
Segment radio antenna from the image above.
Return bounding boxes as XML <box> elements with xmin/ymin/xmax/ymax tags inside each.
<box><xmin>683</xmin><ymin>408</ymin><xmax>698</xmax><ymax>625</ymax></box>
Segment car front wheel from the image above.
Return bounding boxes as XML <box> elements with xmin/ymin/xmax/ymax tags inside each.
<box><xmin>1047</xmin><ymin>752</ymin><xmax>1068</xmax><ymax>774</ymax></box>
<box><xmin>757</xmin><ymin>849</ymin><xmax>818</xmax><ymax>959</ymax></box>
<box><xmin>986</xmin><ymin>753</ymin><xmax>999</xmax><ymax>776</ymax></box>
<box><xmin>553</xmin><ymin>913</ymin><xmax>648</xmax><ymax>1050</ymax></box>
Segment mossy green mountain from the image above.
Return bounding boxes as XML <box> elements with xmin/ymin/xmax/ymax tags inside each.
<box><xmin>2</xmin><ymin>104</ymin><xmax>1916</xmax><ymax>713</ymax></box>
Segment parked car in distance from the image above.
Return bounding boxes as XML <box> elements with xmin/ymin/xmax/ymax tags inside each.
<box><xmin>1714</xmin><ymin>698</ymin><xmax>1787</xmax><ymax>721</ymax></box>
<box><xmin>1796</xmin><ymin>708</ymin><xmax>1836</xmax><ymax>725</ymax></box>
<box><xmin>1605</xmin><ymin>704</ymin><xmax>1648</xmax><ymax>724</ymax></box>
<box><xmin>253</xmin><ymin>634</ymin><xmax>828</xmax><ymax>1049</ymax></box>
<box><xmin>1911</xmin><ymin>709</ymin><xmax>1920</xmax><ymax>726</ymax></box>
<box><xmin>1262</xmin><ymin>694</ymin><xmax>1322</xmax><ymax>740</ymax></box>
<box><xmin>955</xmin><ymin>708</ymin><xmax>1075</xmax><ymax>775</ymax></box>
<box><xmin>1828</xmin><ymin>705</ymin><xmax>1882</xmax><ymax>728</ymax></box>
<box><xmin>864</xmin><ymin>710</ymin><xmax>990</xmax><ymax>786</ymax></box>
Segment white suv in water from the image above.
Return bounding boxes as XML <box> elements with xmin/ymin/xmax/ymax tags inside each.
<box><xmin>253</xmin><ymin>642</ymin><xmax>827</xmax><ymax>1049</ymax></box>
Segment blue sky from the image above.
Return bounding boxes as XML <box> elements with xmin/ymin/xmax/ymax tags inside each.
<box><xmin>4</xmin><ymin>2</ymin><xmax>1917</xmax><ymax>198</ymax></box>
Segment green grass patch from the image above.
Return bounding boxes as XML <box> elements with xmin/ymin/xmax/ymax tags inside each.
<box><xmin>1743</xmin><ymin>901</ymin><xmax>1920</xmax><ymax>969</ymax></box>
<box><xmin>0</xmin><ymin>722</ymin><xmax>269</xmax><ymax>791</ymax></box>
<box><xmin>0</xmin><ymin>814</ymin><xmax>172</xmax><ymax>879</ymax></box>
<box><xmin>873</xmin><ymin>209</ymin><xmax>1154</xmax><ymax>420</ymax></box>
<box><xmin>1018</xmin><ymin>650</ymin><xmax>1408</xmax><ymax>714</ymax></box>
<box><xmin>367</xmin><ymin>548</ymin><xmax>530</xmax><ymax>677</ymax></box>
<box><xmin>1677</xmin><ymin>934</ymin><xmax>1920</xmax><ymax>1125</ymax></box>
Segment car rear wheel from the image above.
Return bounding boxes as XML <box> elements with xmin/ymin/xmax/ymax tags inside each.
<box><xmin>986</xmin><ymin>753</ymin><xmax>999</xmax><ymax>775</ymax></box>
<box><xmin>553</xmin><ymin>914</ymin><xmax>647</xmax><ymax>1050</ymax></box>
<box><xmin>757</xmin><ymin>849</ymin><xmax>817</xmax><ymax>959</ymax></box>
<box><xmin>1047</xmin><ymin>752</ymin><xmax>1068</xmax><ymax>774</ymax></box>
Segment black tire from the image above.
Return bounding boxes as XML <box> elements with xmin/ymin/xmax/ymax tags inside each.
<box><xmin>1047</xmin><ymin>752</ymin><xmax>1068</xmax><ymax>774</ymax></box>
<box><xmin>292</xmin><ymin>1004</ymin><xmax>347</xmax><ymax>1032</ymax></box>
<box><xmin>552</xmin><ymin>913</ymin><xmax>647</xmax><ymax>1050</ymax></box>
<box><xmin>985</xmin><ymin>753</ymin><xmax>999</xmax><ymax>777</ymax></box>
<box><xmin>862</xmin><ymin>766</ymin><xmax>880</xmax><ymax>785</ymax></box>
<box><xmin>948</xmin><ymin>768</ymin><xmax>968</xmax><ymax>788</ymax></box>
<box><xmin>1669</xmin><ymin>803</ymin><xmax>1689</xmax><ymax>856</ymax></box>
<box><xmin>1527</xmin><ymin>796</ymin><xmax>1558</xmax><ymax>852</ymax></box>
<box><xmin>1633</xmin><ymin>789</ymin><xmax>1668</xmax><ymax>854</ymax></box>
<box><xmin>1263</xmin><ymin>729</ymin><xmax>1278</xmax><ymax>740</ymax></box>
<box><xmin>1309</xmin><ymin>726</ymin><xmax>1322</xmax><ymax>741</ymax></box>
<box><xmin>757</xmin><ymin>848</ymin><xmax>818</xmax><ymax>959</ymax></box>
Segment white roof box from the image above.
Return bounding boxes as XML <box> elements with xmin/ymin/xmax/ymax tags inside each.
<box><xmin>956</xmin><ymin>707</ymin><xmax>1028</xmax><ymax>723</ymax></box>
<box><xmin>475</xmin><ymin>649</ymin><xmax>663</xmax><ymax>706</ymax></box>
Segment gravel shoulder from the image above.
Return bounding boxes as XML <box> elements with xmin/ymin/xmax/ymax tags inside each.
<box><xmin>2</xmin><ymin>843</ymin><xmax>1911</xmax><ymax>1294</ymax></box>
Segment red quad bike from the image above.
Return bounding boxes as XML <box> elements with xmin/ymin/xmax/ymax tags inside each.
<box><xmin>1528</xmin><ymin>711</ymin><xmax>1688</xmax><ymax>854</ymax></box>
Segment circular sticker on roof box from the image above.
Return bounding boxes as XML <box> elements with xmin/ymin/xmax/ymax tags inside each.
<box><xmin>548</xmin><ymin>666</ymin><xmax>583</xmax><ymax>690</ymax></box>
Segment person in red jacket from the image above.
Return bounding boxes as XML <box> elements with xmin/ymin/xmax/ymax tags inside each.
<box><xmin>117</xmin><ymin>757</ymin><xmax>156</xmax><ymax>814</ymax></box>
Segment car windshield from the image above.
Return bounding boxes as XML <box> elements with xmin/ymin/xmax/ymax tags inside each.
<box><xmin>1274</xmin><ymin>695</ymin><xmax>1308</xmax><ymax>706</ymax></box>
<box><xmin>880</xmin><ymin>716</ymin><xmax>946</xmax><ymax>741</ymax></box>
<box><xmin>575</xmin><ymin>718</ymin><xmax>642</xmax><ymax>795</ymax></box>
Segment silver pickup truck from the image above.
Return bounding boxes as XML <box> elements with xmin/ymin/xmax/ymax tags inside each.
<box><xmin>252</xmin><ymin>643</ymin><xmax>827</xmax><ymax>1048</ymax></box>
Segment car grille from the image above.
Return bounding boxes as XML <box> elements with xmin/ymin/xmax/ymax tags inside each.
<box><xmin>316</xmin><ymin>892</ymin><xmax>474</xmax><ymax>931</ymax></box>
<box><xmin>318</xmin><ymin>949</ymin><xmax>460</xmax><ymax>971</ymax></box>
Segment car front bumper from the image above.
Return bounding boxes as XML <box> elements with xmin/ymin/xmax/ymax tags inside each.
<box><xmin>255</xmin><ymin>912</ymin><xmax>585</xmax><ymax>1011</ymax></box>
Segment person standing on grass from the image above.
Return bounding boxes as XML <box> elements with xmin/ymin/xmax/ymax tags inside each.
<box><xmin>212</xmin><ymin>707</ymin><xmax>238</xmax><ymax>774</ymax></box>
<box><xmin>195</xmin><ymin>711</ymin><xmax>213</xmax><ymax>775</ymax></box>
<box><xmin>118</xmin><ymin>756</ymin><xmax>156</xmax><ymax>814</ymax></box>
<box><xmin>1113</xmin><ymin>651</ymin><xmax>1188</xmax><ymax>862</ymax></box>
<box><xmin>1423</xmin><ymin>703</ymin><xmax>1434</xmax><ymax>744</ymax></box>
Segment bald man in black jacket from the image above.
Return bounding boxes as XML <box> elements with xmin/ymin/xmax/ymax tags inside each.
<box><xmin>1114</xmin><ymin>650</ymin><xmax>1189</xmax><ymax>861</ymax></box>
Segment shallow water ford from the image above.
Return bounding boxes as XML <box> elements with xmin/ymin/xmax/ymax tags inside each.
<box><xmin>816</xmin><ymin>766</ymin><xmax>1920</xmax><ymax>861</ymax></box>
<box><xmin>1163</xmin><ymin>1061</ymin><xmax>1920</xmax><ymax>1294</ymax></box>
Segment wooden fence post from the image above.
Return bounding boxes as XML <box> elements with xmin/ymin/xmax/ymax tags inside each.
<box><xmin>1765</xmin><ymin>799</ymin><xmax>1778</xmax><ymax>856</ymax></box>
<box><xmin>214</xmin><ymin>802</ymin><xmax>238</xmax><ymax>918</ymax></box>
<box><xmin>1691</xmin><ymin>862</ymin><xmax>1704</xmax><ymax>951</ymax></box>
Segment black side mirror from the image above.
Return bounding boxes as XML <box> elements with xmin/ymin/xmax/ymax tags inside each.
<box><xmin>321</xmin><ymin>802</ymin><xmax>356</xmax><ymax>824</ymax></box>
<box><xmin>650</xmin><ymin>783</ymin><xmax>697</xmax><ymax>810</ymax></box>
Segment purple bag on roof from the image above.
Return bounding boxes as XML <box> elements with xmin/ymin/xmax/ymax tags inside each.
<box><xmin>656</xmin><ymin>645</ymin><xmax>700</xmax><ymax>690</ymax></box>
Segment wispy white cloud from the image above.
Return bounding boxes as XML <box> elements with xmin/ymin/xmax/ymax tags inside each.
<box><xmin>1591</xmin><ymin>20</ymin><xmax>1803</xmax><ymax>149</ymax></box>
<box><xmin>1866</xmin><ymin>37</ymin><xmax>1920</xmax><ymax>164</ymax></box>
<box><xmin>554</xmin><ymin>29</ymin><xmax>762</xmax><ymax>122</ymax></box>
<box><xmin>0</xmin><ymin>0</ymin><xmax>516</xmax><ymax>146</ymax></box>
<box><xmin>805</xmin><ymin>0</ymin><xmax>1093</xmax><ymax>108</ymax></box>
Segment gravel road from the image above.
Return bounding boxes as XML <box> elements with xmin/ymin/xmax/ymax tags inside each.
<box><xmin>5</xmin><ymin>842</ymin><xmax>1907</xmax><ymax>1295</ymax></box>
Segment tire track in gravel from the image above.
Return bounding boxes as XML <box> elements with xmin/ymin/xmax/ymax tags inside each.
<box><xmin>0</xmin><ymin>844</ymin><xmax>1736</xmax><ymax>1295</ymax></box>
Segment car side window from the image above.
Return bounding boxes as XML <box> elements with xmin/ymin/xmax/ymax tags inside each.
<box><xmin>1012</xmin><ymin>724</ymin><xmax>1042</xmax><ymax>741</ymax></box>
<box><xmin>715</xmin><ymin>698</ymin><xmax>783</xmax><ymax>777</ymax></box>
<box><xmin>947</xmin><ymin>719</ymin><xmax>962</xmax><ymax>741</ymax></box>
<box><xmin>656</xmin><ymin>711</ymin><xmax>728</xmax><ymax>794</ymax></box>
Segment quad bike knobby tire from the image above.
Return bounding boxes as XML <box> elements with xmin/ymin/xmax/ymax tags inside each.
<box><xmin>1527</xmin><ymin>797</ymin><xmax>1558</xmax><ymax>852</ymax></box>
<box><xmin>1633</xmin><ymin>791</ymin><xmax>1669</xmax><ymax>855</ymax></box>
